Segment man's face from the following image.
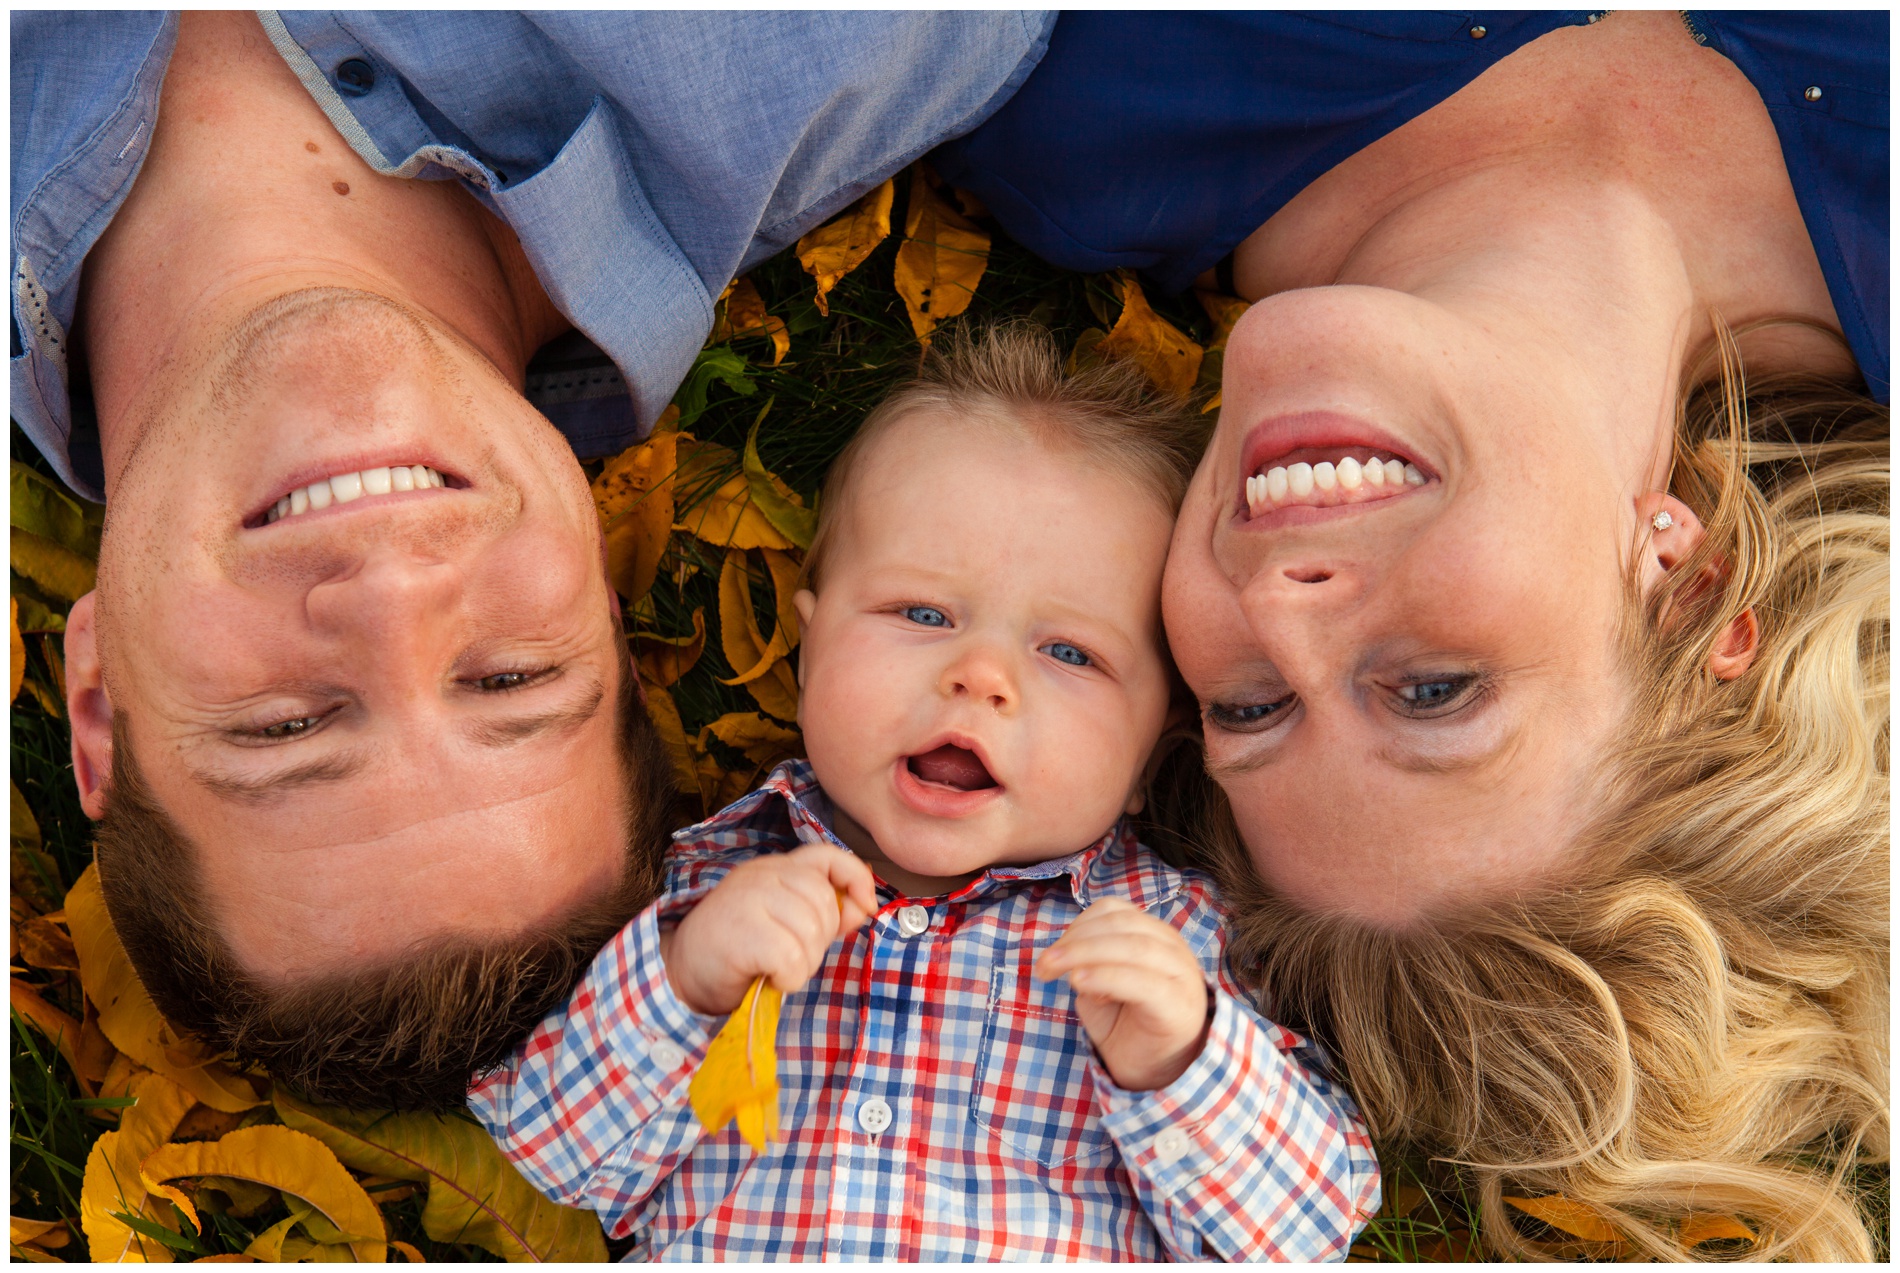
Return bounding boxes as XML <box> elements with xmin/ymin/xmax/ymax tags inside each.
<box><xmin>74</xmin><ymin>290</ymin><xmax>632</xmax><ymax>980</ymax></box>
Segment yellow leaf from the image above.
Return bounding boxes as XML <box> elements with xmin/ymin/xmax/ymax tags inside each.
<box><xmin>714</xmin><ymin>276</ymin><xmax>790</xmax><ymax>366</ymax></box>
<box><xmin>1504</xmin><ymin>1194</ymin><xmax>1619</xmax><ymax>1243</ymax></box>
<box><xmin>1196</xmin><ymin>290</ymin><xmax>1252</xmax><ymax>350</ymax></box>
<box><xmin>11</xmin><ymin>460</ymin><xmax>101</xmax><ymax>559</ymax></box>
<box><xmin>66</xmin><ymin>865</ymin><xmax>264</xmax><ymax>1113</ymax></box>
<box><xmin>12</xmin><ymin>978</ymin><xmax>88</xmax><ymax>1092</ymax></box>
<box><xmin>141</xmin><ymin>1126</ymin><xmax>386</xmax><ymax>1263</ymax></box>
<box><xmin>592</xmin><ymin>428</ymin><xmax>680</xmax><ymax>604</ymax></box>
<box><xmin>635</xmin><ymin>607</ymin><xmax>706</xmax><ymax>688</ymax></box>
<box><xmin>11</xmin><ymin>1219</ymin><xmax>69</xmax><ymax>1249</ymax></box>
<box><xmin>1097</xmin><ymin>271</ymin><xmax>1204</xmax><ymax>400</ymax></box>
<box><xmin>17</xmin><ymin>910</ymin><xmax>78</xmax><ymax>971</ymax></box>
<box><xmin>81</xmin><ymin>1071</ymin><xmax>196</xmax><ymax>1262</ymax></box>
<box><xmin>717</xmin><ymin>550</ymin><xmax>798</xmax><ymax>687</ymax></box>
<box><xmin>192</xmin><ymin>1257</ymin><xmax>258</xmax><ymax>1264</ymax></box>
<box><xmin>742</xmin><ymin>416</ymin><xmax>817</xmax><ymax>550</ymax></box>
<box><xmin>795</xmin><ymin>179</ymin><xmax>894</xmax><ymax>316</ymax></box>
<box><xmin>675</xmin><ymin>471</ymin><xmax>794</xmax><ymax>552</ymax></box>
<box><xmin>12</xmin><ymin>783</ymin><xmax>60</xmax><ymax>916</ymax></box>
<box><xmin>702</xmin><ymin>713</ymin><xmax>802</xmax><ymax>776</ymax></box>
<box><xmin>387</xmin><ymin>1240</ymin><xmax>425</xmax><ymax>1263</ymax></box>
<box><xmin>11</xmin><ymin>529</ymin><xmax>96</xmax><ymax>604</ymax></box>
<box><xmin>642</xmin><ymin>685</ymin><xmax>702</xmax><ymax>795</ymax></box>
<box><xmin>241</xmin><ymin>1201</ymin><xmax>313</xmax><ymax>1263</ymax></box>
<box><xmin>689</xmin><ymin>975</ymin><xmax>783</xmax><ymax>1152</ymax></box>
<box><xmin>273</xmin><ymin>1089</ymin><xmax>609</xmax><ymax>1262</ymax></box>
<box><xmin>893</xmin><ymin>166</ymin><xmax>990</xmax><ymax>344</ymax></box>
<box><xmin>11</xmin><ymin>595</ymin><xmax>24</xmax><ymax>703</ymax></box>
<box><xmin>1678</xmin><ymin>1213</ymin><xmax>1757</xmax><ymax>1247</ymax></box>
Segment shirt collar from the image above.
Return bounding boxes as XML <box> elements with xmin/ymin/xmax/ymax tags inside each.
<box><xmin>675</xmin><ymin>760</ymin><xmax>1183</xmax><ymax>912</ymax></box>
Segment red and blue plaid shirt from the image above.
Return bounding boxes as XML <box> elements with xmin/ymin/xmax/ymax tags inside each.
<box><xmin>469</xmin><ymin>761</ymin><xmax>1380</xmax><ymax>1260</ymax></box>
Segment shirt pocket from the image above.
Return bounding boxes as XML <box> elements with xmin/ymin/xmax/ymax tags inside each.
<box><xmin>968</xmin><ymin>965</ymin><xmax>1116</xmax><ymax>1168</ymax></box>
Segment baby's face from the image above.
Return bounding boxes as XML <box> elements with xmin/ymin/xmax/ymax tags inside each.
<box><xmin>794</xmin><ymin>411</ymin><xmax>1176</xmax><ymax>888</ymax></box>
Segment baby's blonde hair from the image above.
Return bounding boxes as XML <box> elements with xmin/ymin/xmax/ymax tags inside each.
<box><xmin>1200</xmin><ymin>326</ymin><xmax>1888</xmax><ymax>1260</ymax></box>
<box><xmin>804</xmin><ymin>320</ymin><xmax>1209</xmax><ymax>589</ymax></box>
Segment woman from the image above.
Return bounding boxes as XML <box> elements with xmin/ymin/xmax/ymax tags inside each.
<box><xmin>939</xmin><ymin>11</ymin><xmax>1888</xmax><ymax>1259</ymax></box>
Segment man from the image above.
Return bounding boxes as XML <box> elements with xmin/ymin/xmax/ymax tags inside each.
<box><xmin>12</xmin><ymin>10</ymin><xmax>1051</xmax><ymax>1107</ymax></box>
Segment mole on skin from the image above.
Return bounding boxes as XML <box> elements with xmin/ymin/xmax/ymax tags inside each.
<box><xmin>332</xmin><ymin>181</ymin><xmax>350</xmax><ymax>196</ymax></box>
<box><xmin>304</xmin><ymin>140</ymin><xmax>319</xmax><ymax>153</ymax></box>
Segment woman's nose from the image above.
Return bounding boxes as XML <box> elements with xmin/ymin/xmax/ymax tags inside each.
<box><xmin>939</xmin><ymin>643</ymin><xmax>1019</xmax><ymax>713</ymax></box>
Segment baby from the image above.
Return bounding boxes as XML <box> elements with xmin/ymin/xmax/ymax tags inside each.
<box><xmin>470</xmin><ymin>325</ymin><xmax>1379</xmax><ymax>1260</ymax></box>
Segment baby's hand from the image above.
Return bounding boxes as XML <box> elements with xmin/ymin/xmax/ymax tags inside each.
<box><xmin>1034</xmin><ymin>897</ymin><xmax>1211</xmax><ymax>1092</ymax></box>
<box><xmin>660</xmin><ymin>845</ymin><xmax>878</xmax><ymax>1017</ymax></box>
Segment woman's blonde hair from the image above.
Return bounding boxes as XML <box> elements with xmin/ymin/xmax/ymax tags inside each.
<box><xmin>1199</xmin><ymin>326</ymin><xmax>1889</xmax><ymax>1260</ymax></box>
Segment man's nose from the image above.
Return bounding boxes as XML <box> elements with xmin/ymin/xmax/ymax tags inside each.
<box><xmin>939</xmin><ymin>640</ymin><xmax>1019</xmax><ymax>714</ymax></box>
<box><xmin>303</xmin><ymin>546</ymin><xmax>461</xmax><ymax>650</ymax></box>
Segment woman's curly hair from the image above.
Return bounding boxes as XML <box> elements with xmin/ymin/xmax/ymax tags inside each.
<box><xmin>1193</xmin><ymin>322</ymin><xmax>1888</xmax><ymax>1260</ymax></box>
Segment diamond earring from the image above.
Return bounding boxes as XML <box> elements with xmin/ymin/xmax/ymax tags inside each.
<box><xmin>1651</xmin><ymin>511</ymin><xmax>1675</xmax><ymax>531</ymax></box>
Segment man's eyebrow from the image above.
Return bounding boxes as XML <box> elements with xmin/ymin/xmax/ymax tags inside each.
<box><xmin>464</xmin><ymin>678</ymin><xmax>607</xmax><ymax>748</ymax></box>
<box><xmin>191</xmin><ymin>751</ymin><xmax>372</xmax><ymax>805</ymax></box>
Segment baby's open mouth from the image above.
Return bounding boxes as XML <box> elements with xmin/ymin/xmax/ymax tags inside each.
<box><xmin>907</xmin><ymin>745</ymin><xmax>997</xmax><ymax>792</ymax></box>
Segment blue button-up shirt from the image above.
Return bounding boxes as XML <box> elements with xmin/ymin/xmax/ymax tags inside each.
<box><xmin>11</xmin><ymin>10</ymin><xmax>1053</xmax><ymax>499</ymax></box>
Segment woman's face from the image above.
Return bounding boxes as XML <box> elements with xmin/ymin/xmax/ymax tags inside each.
<box><xmin>1164</xmin><ymin>284</ymin><xmax>1673</xmax><ymax>925</ymax></box>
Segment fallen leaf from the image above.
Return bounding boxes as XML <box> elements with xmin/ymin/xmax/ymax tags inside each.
<box><xmin>11</xmin><ymin>596</ymin><xmax>24</xmax><ymax>702</ymax></box>
<box><xmin>1678</xmin><ymin>1213</ymin><xmax>1756</xmax><ymax>1247</ymax></box>
<box><xmin>893</xmin><ymin>165</ymin><xmax>990</xmax><ymax>344</ymax></box>
<box><xmin>66</xmin><ymin>865</ymin><xmax>264</xmax><ymax>1113</ymax></box>
<box><xmin>11</xmin><ymin>1218</ymin><xmax>70</xmax><ymax>1249</ymax></box>
<box><xmin>715</xmin><ymin>552</ymin><xmax>800</xmax><ymax>718</ymax></box>
<box><xmin>796</xmin><ymin>179</ymin><xmax>894</xmax><ymax>316</ymax></box>
<box><xmin>194</xmin><ymin>1173</ymin><xmax>278</xmax><ymax>1219</ymax></box>
<box><xmin>642</xmin><ymin>686</ymin><xmax>702</xmax><ymax>795</ymax></box>
<box><xmin>274</xmin><ymin>1089</ymin><xmax>609</xmax><ymax>1262</ymax></box>
<box><xmin>11</xmin><ymin>529</ymin><xmax>96</xmax><ymax>604</ymax></box>
<box><xmin>191</xmin><ymin>1258</ymin><xmax>256</xmax><ymax>1264</ymax></box>
<box><xmin>240</xmin><ymin>1201</ymin><xmax>313</xmax><ymax>1263</ymax></box>
<box><xmin>635</xmin><ymin>607</ymin><xmax>707</xmax><ymax>688</ymax></box>
<box><xmin>689</xmin><ymin>975</ymin><xmax>783</xmax><ymax>1152</ymax></box>
<box><xmin>81</xmin><ymin>1071</ymin><xmax>196</xmax><ymax>1262</ymax></box>
<box><xmin>173</xmin><ymin>1106</ymin><xmax>249</xmax><ymax>1143</ymax></box>
<box><xmin>16</xmin><ymin>911</ymin><xmax>77</xmax><ymax>971</ymax></box>
<box><xmin>1097</xmin><ymin>271</ymin><xmax>1203</xmax><ymax>400</ymax></box>
<box><xmin>13</xmin><ymin>590</ymin><xmax>66</xmax><ymax>633</ymax></box>
<box><xmin>388</xmin><ymin>1240</ymin><xmax>425</xmax><ymax>1262</ymax></box>
<box><xmin>1504</xmin><ymin>1194</ymin><xmax>1619</xmax><ymax>1243</ymax></box>
<box><xmin>12</xmin><ymin>978</ymin><xmax>89</xmax><ymax>1093</ymax></box>
<box><xmin>12</xmin><ymin>784</ymin><xmax>61</xmax><ymax>915</ymax></box>
<box><xmin>742</xmin><ymin>415</ymin><xmax>817</xmax><ymax>550</ymax></box>
<box><xmin>11</xmin><ymin>461</ymin><xmax>102</xmax><ymax>560</ymax></box>
<box><xmin>675</xmin><ymin>468</ymin><xmax>795</xmax><ymax>552</ymax></box>
<box><xmin>673</xmin><ymin>348</ymin><xmax>757</xmax><ymax>428</ymax></box>
<box><xmin>141</xmin><ymin>1126</ymin><xmax>386</xmax><ymax>1263</ymax></box>
<box><xmin>593</xmin><ymin>429</ymin><xmax>680</xmax><ymax>604</ymax></box>
<box><xmin>714</xmin><ymin>277</ymin><xmax>790</xmax><ymax>366</ymax></box>
<box><xmin>1196</xmin><ymin>291</ymin><xmax>1252</xmax><ymax>349</ymax></box>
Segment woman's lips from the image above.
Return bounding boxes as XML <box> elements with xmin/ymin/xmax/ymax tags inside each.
<box><xmin>1234</xmin><ymin>411</ymin><xmax>1436</xmax><ymax>523</ymax></box>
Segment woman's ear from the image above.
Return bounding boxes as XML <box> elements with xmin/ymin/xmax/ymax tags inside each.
<box><xmin>1707</xmin><ymin>608</ymin><xmax>1760</xmax><ymax>681</ymax></box>
<box><xmin>63</xmin><ymin>592</ymin><xmax>114</xmax><ymax>819</ymax></box>
<box><xmin>1633</xmin><ymin>492</ymin><xmax>1707</xmax><ymax>592</ymax></box>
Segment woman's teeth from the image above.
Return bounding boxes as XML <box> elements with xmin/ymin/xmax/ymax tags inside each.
<box><xmin>266</xmin><ymin>465</ymin><xmax>445</xmax><ymax>524</ymax></box>
<box><xmin>1245</xmin><ymin>456</ymin><xmax>1422</xmax><ymax>514</ymax></box>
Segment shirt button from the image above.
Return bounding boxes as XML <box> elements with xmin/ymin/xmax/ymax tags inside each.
<box><xmin>1468</xmin><ymin>25</ymin><xmax>1486</xmax><ymax>39</ymax></box>
<box><xmin>1804</xmin><ymin>86</ymin><xmax>1824</xmax><ymax>102</ymax></box>
<box><xmin>895</xmin><ymin>905</ymin><xmax>931</xmax><ymax>938</ymax></box>
<box><xmin>1152</xmin><ymin>1128</ymin><xmax>1191</xmax><ymax>1165</ymax></box>
<box><xmin>856</xmin><ymin>1097</ymin><xmax>893</xmax><ymax>1135</ymax></box>
<box><xmin>334</xmin><ymin>58</ymin><xmax>376</xmax><ymax>97</ymax></box>
<box><xmin>648</xmin><ymin>1039</ymin><xmax>686</xmax><ymax>1071</ymax></box>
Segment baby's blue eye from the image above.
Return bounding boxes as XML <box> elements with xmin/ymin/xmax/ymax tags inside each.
<box><xmin>1042</xmin><ymin>642</ymin><xmax>1090</xmax><ymax>667</ymax></box>
<box><xmin>903</xmin><ymin>606</ymin><xmax>949</xmax><ymax>627</ymax></box>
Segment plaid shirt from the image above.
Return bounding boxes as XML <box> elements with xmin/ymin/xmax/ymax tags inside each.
<box><xmin>470</xmin><ymin>761</ymin><xmax>1380</xmax><ymax>1261</ymax></box>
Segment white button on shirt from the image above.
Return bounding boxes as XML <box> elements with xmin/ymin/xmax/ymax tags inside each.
<box><xmin>1151</xmin><ymin>1128</ymin><xmax>1191</xmax><ymax>1166</ymax></box>
<box><xmin>896</xmin><ymin>905</ymin><xmax>931</xmax><ymax>937</ymax></box>
<box><xmin>856</xmin><ymin>1097</ymin><xmax>893</xmax><ymax>1134</ymax></box>
<box><xmin>648</xmin><ymin>1039</ymin><xmax>686</xmax><ymax>1071</ymax></box>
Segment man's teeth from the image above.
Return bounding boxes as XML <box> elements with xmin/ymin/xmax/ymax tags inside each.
<box><xmin>1245</xmin><ymin>456</ymin><xmax>1423</xmax><ymax>512</ymax></box>
<box><xmin>266</xmin><ymin>465</ymin><xmax>444</xmax><ymax>524</ymax></box>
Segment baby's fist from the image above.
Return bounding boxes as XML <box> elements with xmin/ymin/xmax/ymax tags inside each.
<box><xmin>1034</xmin><ymin>898</ymin><xmax>1210</xmax><ymax>1091</ymax></box>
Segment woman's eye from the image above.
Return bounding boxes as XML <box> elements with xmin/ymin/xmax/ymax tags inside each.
<box><xmin>902</xmin><ymin>606</ymin><xmax>949</xmax><ymax>628</ymax></box>
<box><xmin>1041</xmin><ymin>642</ymin><xmax>1091</xmax><ymax>667</ymax></box>
<box><xmin>1205</xmin><ymin>696</ymin><xmax>1294</xmax><ymax>732</ymax></box>
<box><xmin>259</xmin><ymin>715</ymin><xmax>321</xmax><ymax>739</ymax></box>
<box><xmin>1395</xmin><ymin>675</ymin><xmax>1480</xmax><ymax>714</ymax></box>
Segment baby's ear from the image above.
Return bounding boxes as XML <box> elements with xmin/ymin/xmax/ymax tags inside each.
<box><xmin>793</xmin><ymin>589</ymin><xmax>817</xmax><ymax>630</ymax></box>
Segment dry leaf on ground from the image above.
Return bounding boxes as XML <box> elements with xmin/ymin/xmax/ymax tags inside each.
<box><xmin>142</xmin><ymin>1126</ymin><xmax>386</xmax><ymax>1262</ymax></box>
<box><xmin>716</xmin><ymin>551</ymin><xmax>800</xmax><ymax>718</ymax></box>
<box><xmin>274</xmin><ymin>1089</ymin><xmax>608</xmax><ymax>1262</ymax></box>
<box><xmin>894</xmin><ymin>166</ymin><xmax>990</xmax><ymax>344</ymax></box>
<box><xmin>742</xmin><ymin>417</ymin><xmax>817</xmax><ymax>550</ymax></box>
<box><xmin>714</xmin><ymin>277</ymin><xmax>790</xmax><ymax>366</ymax></box>
<box><xmin>593</xmin><ymin>418</ymin><xmax>681</xmax><ymax>604</ymax></box>
<box><xmin>1678</xmin><ymin>1212</ymin><xmax>1757</xmax><ymax>1248</ymax></box>
<box><xmin>81</xmin><ymin>1071</ymin><xmax>197</xmax><ymax>1262</ymax></box>
<box><xmin>67</xmin><ymin>865</ymin><xmax>263</xmax><ymax>1113</ymax></box>
<box><xmin>635</xmin><ymin>607</ymin><xmax>707</xmax><ymax>687</ymax></box>
<box><xmin>796</xmin><ymin>180</ymin><xmax>894</xmax><ymax>316</ymax></box>
<box><xmin>11</xmin><ymin>596</ymin><xmax>25</xmax><ymax>703</ymax></box>
<box><xmin>1503</xmin><ymin>1193</ymin><xmax>1619</xmax><ymax>1243</ymax></box>
<box><xmin>1097</xmin><ymin>271</ymin><xmax>1203</xmax><ymax>400</ymax></box>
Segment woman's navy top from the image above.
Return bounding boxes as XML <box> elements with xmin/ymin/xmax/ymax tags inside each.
<box><xmin>934</xmin><ymin>11</ymin><xmax>1889</xmax><ymax>402</ymax></box>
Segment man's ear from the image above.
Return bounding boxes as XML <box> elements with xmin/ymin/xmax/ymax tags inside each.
<box><xmin>64</xmin><ymin>592</ymin><xmax>114</xmax><ymax>819</ymax></box>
